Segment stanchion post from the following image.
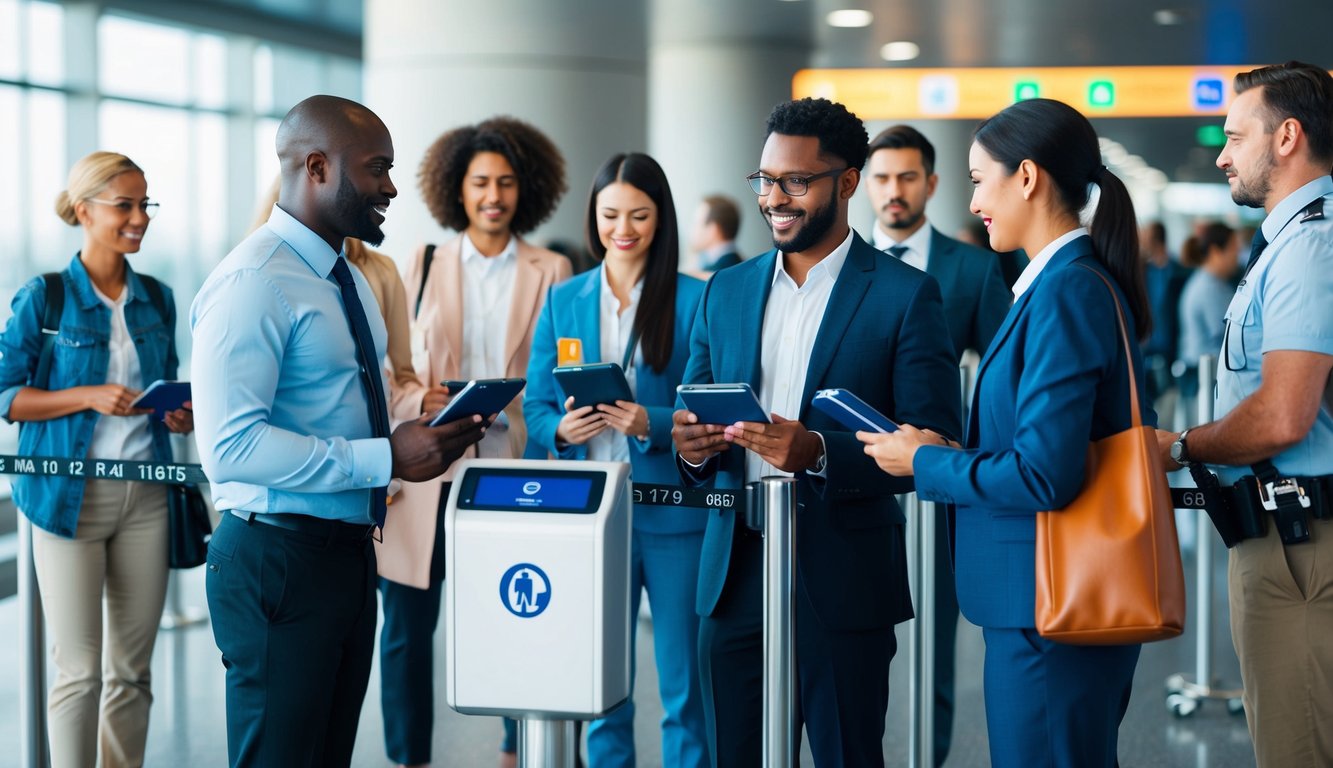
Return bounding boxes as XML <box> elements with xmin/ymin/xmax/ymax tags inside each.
<box><xmin>904</xmin><ymin>492</ymin><xmax>935</xmax><ymax>768</ymax></box>
<box><xmin>1195</xmin><ymin>355</ymin><xmax>1217</xmax><ymax>690</ymax></box>
<box><xmin>761</xmin><ymin>476</ymin><xmax>798</xmax><ymax>768</ymax></box>
<box><xmin>18</xmin><ymin>517</ymin><xmax>50</xmax><ymax>768</ymax></box>
<box><xmin>518</xmin><ymin>718</ymin><xmax>575</xmax><ymax>768</ymax></box>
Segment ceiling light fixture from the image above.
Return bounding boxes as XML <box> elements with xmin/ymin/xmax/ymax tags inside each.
<box><xmin>1153</xmin><ymin>9</ymin><xmax>1183</xmax><ymax>25</ymax></box>
<box><xmin>880</xmin><ymin>42</ymin><xmax>920</xmax><ymax>62</ymax></box>
<box><xmin>827</xmin><ymin>9</ymin><xmax>873</xmax><ymax>28</ymax></box>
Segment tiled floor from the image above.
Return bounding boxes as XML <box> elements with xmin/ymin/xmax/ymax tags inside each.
<box><xmin>1</xmin><ymin>516</ymin><xmax>1255</xmax><ymax>767</ymax></box>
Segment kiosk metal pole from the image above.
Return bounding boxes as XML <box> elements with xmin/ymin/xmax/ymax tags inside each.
<box><xmin>518</xmin><ymin>718</ymin><xmax>576</xmax><ymax>768</ymax></box>
<box><xmin>761</xmin><ymin>476</ymin><xmax>798</xmax><ymax>768</ymax></box>
<box><xmin>18</xmin><ymin>516</ymin><xmax>50</xmax><ymax>768</ymax></box>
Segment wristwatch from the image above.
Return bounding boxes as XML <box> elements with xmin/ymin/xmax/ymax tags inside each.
<box><xmin>1169</xmin><ymin>429</ymin><xmax>1193</xmax><ymax>466</ymax></box>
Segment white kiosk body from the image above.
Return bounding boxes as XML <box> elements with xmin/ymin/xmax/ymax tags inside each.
<box><xmin>445</xmin><ymin>459</ymin><xmax>632</xmax><ymax>719</ymax></box>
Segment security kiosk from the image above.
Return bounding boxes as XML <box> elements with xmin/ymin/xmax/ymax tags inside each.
<box><xmin>444</xmin><ymin>458</ymin><xmax>633</xmax><ymax>766</ymax></box>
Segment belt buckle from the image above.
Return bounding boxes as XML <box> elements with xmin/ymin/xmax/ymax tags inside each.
<box><xmin>1258</xmin><ymin>477</ymin><xmax>1312</xmax><ymax>512</ymax></box>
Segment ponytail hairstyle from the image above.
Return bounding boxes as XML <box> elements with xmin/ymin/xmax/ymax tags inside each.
<box><xmin>585</xmin><ymin>153</ymin><xmax>679</xmax><ymax>373</ymax></box>
<box><xmin>973</xmin><ymin>99</ymin><xmax>1151</xmax><ymax>339</ymax></box>
<box><xmin>1181</xmin><ymin>222</ymin><xmax>1234</xmax><ymax>268</ymax></box>
<box><xmin>55</xmin><ymin>151</ymin><xmax>143</xmax><ymax>226</ymax></box>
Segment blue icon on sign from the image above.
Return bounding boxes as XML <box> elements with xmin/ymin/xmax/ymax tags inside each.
<box><xmin>500</xmin><ymin>563</ymin><xmax>551</xmax><ymax>618</ymax></box>
<box><xmin>1193</xmin><ymin>77</ymin><xmax>1225</xmax><ymax>110</ymax></box>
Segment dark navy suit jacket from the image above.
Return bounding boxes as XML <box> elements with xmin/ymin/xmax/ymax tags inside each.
<box><xmin>679</xmin><ymin>233</ymin><xmax>961</xmax><ymax>632</ymax></box>
<box><xmin>914</xmin><ymin>235</ymin><xmax>1156</xmax><ymax>628</ymax></box>
<box><xmin>524</xmin><ymin>268</ymin><xmax>708</xmax><ymax>535</ymax></box>
<box><xmin>926</xmin><ymin>227</ymin><xmax>1011</xmax><ymax>359</ymax></box>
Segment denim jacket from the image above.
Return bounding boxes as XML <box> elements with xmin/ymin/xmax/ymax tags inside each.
<box><xmin>0</xmin><ymin>254</ymin><xmax>178</xmax><ymax>537</ymax></box>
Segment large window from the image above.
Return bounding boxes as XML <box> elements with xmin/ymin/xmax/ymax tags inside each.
<box><xmin>0</xmin><ymin>1</ymin><xmax>362</xmax><ymax>487</ymax></box>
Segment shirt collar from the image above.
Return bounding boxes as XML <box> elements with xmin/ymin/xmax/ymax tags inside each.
<box><xmin>872</xmin><ymin>221</ymin><xmax>933</xmax><ymax>260</ymax></box>
<box><xmin>266</xmin><ymin>204</ymin><xmax>341</xmax><ymax>278</ymax></box>
<box><xmin>1261</xmin><ymin>175</ymin><xmax>1333</xmax><ymax>244</ymax></box>
<box><xmin>599</xmin><ymin>264</ymin><xmax>644</xmax><ymax>310</ymax></box>
<box><xmin>772</xmin><ymin>227</ymin><xmax>856</xmax><ymax>288</ymax></box>
<box><xmin>461</xmin><ymin>232</ymin><xmax>518</xmax><ymax>266</ymax></box>
<box><xmin>1011</xmin><ymin>227</ymin><xmax>1089</xmax><ymax>300</ymax></box>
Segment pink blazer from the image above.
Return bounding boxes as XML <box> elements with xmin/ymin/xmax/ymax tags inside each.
<box><xmin>376</xmin><ymin>235</ymin><xmax>572</xmax><ymax>588</ymax></box>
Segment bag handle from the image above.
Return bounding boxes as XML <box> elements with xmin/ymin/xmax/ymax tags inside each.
<box><xmin>1075</xmin><ymin>263</ymin><xmax>1142</xmax><ymax>430</ymax></box>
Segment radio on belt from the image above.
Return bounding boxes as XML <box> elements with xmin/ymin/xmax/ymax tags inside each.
<box><xmin>444</xmin><ymin>459</ymin><xmax>632</xmax><ymax>719</ymax></box>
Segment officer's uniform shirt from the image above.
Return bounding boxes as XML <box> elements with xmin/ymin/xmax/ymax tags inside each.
<box><xmin>1214</xmin><ymin>175</ymin><xmax>1333</xmax><ymax>484</ymax></box>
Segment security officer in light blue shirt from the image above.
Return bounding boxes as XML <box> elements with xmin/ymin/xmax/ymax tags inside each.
<box><xmin>1158</xmin><ymin>62</ymin><xmax>1333</xmax><ymax>768</ymax></box>
<box><xmin>191</xmin><ymin>95</ymin><xmax>486</xmax><ymax>768</ymax></box>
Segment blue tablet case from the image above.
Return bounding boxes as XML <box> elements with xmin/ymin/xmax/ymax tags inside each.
<box><xmin>131</xmin><ymin>380</ymin><xmax>191</xmax><ymax>419</ymax></box>
<box><xmin>677</xmin><ymin>384</ymin><xmax>769</xmax><ymax>425</ymax></box>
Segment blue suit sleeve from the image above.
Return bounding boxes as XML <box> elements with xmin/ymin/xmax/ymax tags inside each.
<box><xmin>675</xmin><ymin>277</ymin><xmax>720</xmax><ymax>486</ymax></box>
<box><xmin>819</xmin><ymin>275</ymin><xmax>962</xmax><ymax>499</ymax></box>
<box><xmin>914</xmin><ymin>267</ymin><xmax>1118</xmax><ymax>511</ymax></box>
<box><xmin>522</xmin><ymin>286</ymin><xmax>586</xmax><ymax>460</ymax></box>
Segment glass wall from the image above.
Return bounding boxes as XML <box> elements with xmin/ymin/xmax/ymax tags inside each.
<box><xmin>0</xmin><ymin>0</ymin><xmax>361</xmax><ymax>490</ymax></box>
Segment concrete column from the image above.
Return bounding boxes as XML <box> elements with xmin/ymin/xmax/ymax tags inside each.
<box><xmin>647</xmin><ymin>0</ymin><xmax>813</xmax><ymax>266</ymax></box>
<box><xmin>853</xmin><ymin>118</ymin><xmax>979</xmax><ymax>242</ymax></box>
<box><xmin>363</xmin><ymin>0</ymin><xmax>648</xmax><ymax>261</ymax></box>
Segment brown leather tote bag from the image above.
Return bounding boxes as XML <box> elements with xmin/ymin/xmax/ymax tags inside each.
<box><xmin>1034</xmin><ymin>266</ymin><xmax>1186</xmax><ymax>645</ymax></box>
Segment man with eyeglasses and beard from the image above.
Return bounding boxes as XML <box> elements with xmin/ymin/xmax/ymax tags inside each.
<box><xmin>864</xmin><ymin>123</ymin><xmax>1010</xmax><ymax>767</ymax></box>
<box><xmin>191</xmin><ymin>95</ymin><xmax>487</xmax><ymax>768</ymax></box>
<box><xmin>671</xmin><ymin>97</ymin><xmax>960</xmax><ymax>767</ymax></box>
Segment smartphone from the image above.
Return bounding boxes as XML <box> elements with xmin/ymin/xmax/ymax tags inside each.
<box><xmin>440</xmin><ymin>380</ymin><xmax>469</xmax><ymax>393</ymax></box>
<box><xmin>811</xmin><ymin>388</ymin><xmax>899</xmax><ymax>433</ymax></box>
<box><xmin>677</xmin><ymin>383</ymin><xmax>769</xmax><ymax>425</ymax></box>
<box><xmin>427</xmin><ymin>378</ymin><xmax>526</xmax><ymax>427</ymax></box>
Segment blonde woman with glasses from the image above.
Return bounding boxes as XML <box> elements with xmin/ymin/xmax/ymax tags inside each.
<box><xmin>0</xmin><ymin>151</ymin><xmax>193</xmax><ymax>768</ymax></box>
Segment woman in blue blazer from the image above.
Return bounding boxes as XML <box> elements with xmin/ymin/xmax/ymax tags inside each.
<box><xmin>858</xmin><ymin>99</ymin><xmax>1156</xmax><ymax>768</ymax></box>
<box><xmin>525</xmin><ymin>153</ymin><xmax>708</xmax><ymax>768</ymax></box>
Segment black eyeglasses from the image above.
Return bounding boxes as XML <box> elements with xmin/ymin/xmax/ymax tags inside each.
<box><xmin>745</xmin><ymin>168</ymin><xmax>847</xmax><ymax>197</ymax></box>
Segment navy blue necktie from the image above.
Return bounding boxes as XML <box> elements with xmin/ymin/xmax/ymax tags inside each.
<box><xmin>1243</xmin><ymin>230</ymin><xmax>1268</xmax><ymax>276</ymax></box>
<box><xmin>886</xmin><ymin>245</ymin><xmax>908</xmax><ymax>260</ymax></box>
<box><xmin>331</xmin><ymin>257</ymin><xmax>390</xmax><ymax>527</ymax></box>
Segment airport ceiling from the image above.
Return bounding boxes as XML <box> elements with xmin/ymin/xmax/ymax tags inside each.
<box><xmin>117</xmin><ymin>0</ymin><xmax>1329</xmax><ymax>182</ymax></box>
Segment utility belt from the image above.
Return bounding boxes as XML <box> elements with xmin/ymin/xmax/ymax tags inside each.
<box><xmin>1188</xmin><ymin>461</ymin><xmax>1333</xmax><ymax>548</ymax></box>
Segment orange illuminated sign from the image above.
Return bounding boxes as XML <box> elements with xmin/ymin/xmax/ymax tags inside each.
<box><xmin>791</xmin><ymin>66</ymin><xmax>1273</xmax><ymax>119</ymax></box>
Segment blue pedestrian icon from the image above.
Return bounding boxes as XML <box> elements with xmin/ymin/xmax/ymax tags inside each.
<box><xmin>499</xmin><ymin>563</ymin><xmax>551</xmax><ymax>618</ymax></box>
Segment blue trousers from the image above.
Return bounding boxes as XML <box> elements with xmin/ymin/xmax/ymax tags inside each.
<box><xmin>586</xmin><ymin>529</ymin><xmax>709</xmax><ymax>768</ymax></box>
<box><xmin>378</xmin><ymin>504</ymin><xmax>448</xmax><ymax>765</ymax></box>
<box><xmin>980</xmin><ymin>627</ymin><xmax>1140</xmax><ymax>768</ymax></box>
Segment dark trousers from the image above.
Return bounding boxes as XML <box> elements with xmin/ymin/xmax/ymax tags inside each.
<box><xmin>205</xmin><ymin>512</ymin><xmax>378</xmax><ymax>768</ymax></box>
<box><xmin>378</xmin><ymin>502</ymin><xmax>447</xmax><ymax>765</ymax></box>
<box><xmin>698</xmin><ymin>529</ymin><xmax>896</xmax><ymax>767</ymax></box>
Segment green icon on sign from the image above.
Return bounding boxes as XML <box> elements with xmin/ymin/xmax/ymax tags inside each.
<box><xmin>1014</xmin><ymin>81</ymin><xmax>1040</xmax><ymax>101</ymax></box>
<box><xmin>1088</xmin><ymin>80</ymin><xmax>1115</xmax><ymax>108</ymax></box>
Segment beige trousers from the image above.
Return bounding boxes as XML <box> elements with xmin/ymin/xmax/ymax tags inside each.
<box><xmin>31</xmin><ymin>480</ymin><xmax>170</xmax><ymax>768</ymax></box>
<box><xmin>1229</xmin><ymin>515</ymin><xmax>1333</xmax><ymax>767</ymax></box>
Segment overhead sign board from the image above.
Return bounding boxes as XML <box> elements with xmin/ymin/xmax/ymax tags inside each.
<box><xmin>790</xmin><ymin>65</ymin><xmax>1292</xmax><ymax>119</ymax></box>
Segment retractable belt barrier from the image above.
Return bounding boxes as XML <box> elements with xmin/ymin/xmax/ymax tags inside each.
<box><xmin>1</xmin><ymin>453</ymin><xmax>1215</xmax><ymax>510</ymax></box>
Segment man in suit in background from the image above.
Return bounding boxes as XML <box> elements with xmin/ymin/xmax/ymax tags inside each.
<box><xmin>689</xmin><ymin>193</ymin><xmax>744</xmax><ymax>275</ymax></box>
<box><xmin>672</xmin><ymin>98</ymin><xmax>961</xmax><ymax>767</ymax></box>
<box><xmin>864</xmin><ymin>124</ymin><xmax>1011</xmax><ymax>766</ymax></box>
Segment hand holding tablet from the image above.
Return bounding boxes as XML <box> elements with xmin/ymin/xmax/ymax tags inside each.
<box><xmin>130</xmin><ymin>380</ymin><xmax>192</xmax><ymax>419</ymax></box>
<box><xmin>427</xmin><ymin>378</ymin><xmax>525</xmax><ymax>427</ymax></box>
<box><xmin>676</xmin><ymin>383</ymin><xmax>769</xmax><ymax>425</ymax></box>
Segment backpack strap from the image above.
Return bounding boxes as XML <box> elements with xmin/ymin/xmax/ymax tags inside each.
<box><xmin>415</xmin><ymin>244</ymin><xmax>436</xmax><ymax>319</ymax></box>
<box><xmin>32</xmin><ymin>272</ymin><xmax>65</xmax><ymax>389</ymax></box>
<box><xmin>137</xmin><ymin>273</ymin><xmax>169</xmax><ymax>323</ymax></box>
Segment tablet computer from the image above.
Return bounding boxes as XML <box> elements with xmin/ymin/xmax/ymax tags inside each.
<box><xmin>677</xmin><ymin>383</ymin><xmax>769</xmax><ymax>425</ymax></box>
<box><xmin>130</xmin><ymin>380</ymin><xmax>191</xmax><ymax>418</ymax></box>
<box><xmin>811</xmin><ymin>388</ymin><xmax>899</xmax><ymax>434</ymax></box>
<box><xmin>553</xmin><ymin>363</ymin><xmax>633</xmax><ymax>409</ymax></box>
<box><xmin>427</xmin><ymin>377</ymin><xmax>526</xmax><ymax>427</ymax></box>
